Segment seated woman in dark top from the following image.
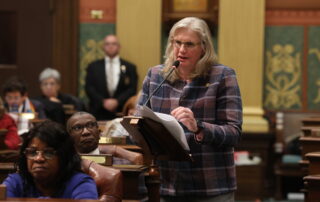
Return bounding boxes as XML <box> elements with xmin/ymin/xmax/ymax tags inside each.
<box><xmin>35</xmin><ymin>68</ymin><xmax>85</xmax><ymax>124</ymax></box>
<box><xmin>2</xmin><ymin>120</ymin><xmax>98</xmax><ymax>199</ymax></box>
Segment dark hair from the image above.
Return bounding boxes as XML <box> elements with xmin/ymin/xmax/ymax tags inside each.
<box><xmin>18</xmin><ymin>120</ymin><xmax>82</xmax><ymax>196</ymax></box>
<box><xmin>2</xmin><ymin>76</ymin><xmax>28</xmax><ymax>96</ymax></box>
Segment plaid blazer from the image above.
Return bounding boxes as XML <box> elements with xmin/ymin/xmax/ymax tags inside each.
<box><xmin>138</xmin><ymin>64</ymin><xmax>243</xmax><ymax>196</ymax></box>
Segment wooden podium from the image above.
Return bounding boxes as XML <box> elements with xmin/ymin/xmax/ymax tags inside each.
<box><xmin>121</xmin><ymin>116</ymin><xmax>192</xmax><ymax>202</ymax></box>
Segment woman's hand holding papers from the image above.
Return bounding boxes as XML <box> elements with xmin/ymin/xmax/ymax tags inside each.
<box><xmin>171</xmin><ymin>107</ymin><xmax>197</xmax><ymax>133</ymax></box>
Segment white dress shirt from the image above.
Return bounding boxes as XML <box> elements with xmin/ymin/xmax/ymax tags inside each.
<box><xmin>105</xmin><ymin>56</ymin><xmax>120</xmax><ymax>96</ymax></box>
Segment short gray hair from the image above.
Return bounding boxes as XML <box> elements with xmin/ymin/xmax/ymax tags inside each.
<box><xmin>39</xmin><ymin>67</ymin><xmax>61</xmax><ymax>83</ymax></box>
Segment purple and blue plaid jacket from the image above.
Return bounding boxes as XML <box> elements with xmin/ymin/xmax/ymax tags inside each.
<box><xmin>138</xmin><ymin>64</ymin><xmax>243</xmax><ymax>196</ymax></box>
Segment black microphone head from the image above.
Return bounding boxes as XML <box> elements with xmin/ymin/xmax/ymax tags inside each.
<box><xmin>172</xmin><ymin>60</ymin><xmax>180</xmax><ymax>68</ymax></box>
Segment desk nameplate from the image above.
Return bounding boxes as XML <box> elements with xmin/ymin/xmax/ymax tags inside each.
<box><xmin>80</xmin><ymin>154</ymin><xmax>113</xmax><ymax>166</ymax></box>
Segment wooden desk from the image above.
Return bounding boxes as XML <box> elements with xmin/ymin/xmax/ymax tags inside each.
<box><xmin>302</xmin><ymin>117</ymin><xmax>320</xmax><ymax>127</ymax></box>
<box><xmin>118</xmin><ymin>145</ymin><xmax>142</xmax><ymax>153</ymax></box>
<box><xmin>274</xmin><ymin>162</ymin><xmax>306</xmax><ymax>199</ymax></box>
<box><xmin>301</xmin><ymin>126</ymin><xmax>320</xmax><ymax>137</ymax></box>
<box><xmin>304</xmin><ymin>175</ymin><xmax>320</xmax><ymax>202</ymax></box>
<box><xmin>0</xmin><ymin>162</ymin><xmax>16</xmax><ymax>183</ymax></box>
<box><xmin>299</xmin><ymin>136</ymin><xmax>320</xmax><ymax>157</ymax></box>
<box><xmin>235</xmin><ymin>132</ymin><xmax>275</xmax><ymax>200</ymax></box>
<box><xmin>0</xmin><ymin>150</ymin><xmax>19</xmax><ymax>163</ymax></box>
<box><xmin>112</xmin><ymin>164</ymin><xmax>147</xmax><ymax>200</ymax></box>
<box><xmin>236</xmin><ymin>164</ymin><xmax>264</xmax><ymax>200</ymax></box>
<box><xmin>0</xmin><ymin>129</ymin><xmax>8</xmax><ymax>150</ymax></box>
<box><xmin>97</xmin><ymin>143</ymin><xmax>143</xmax><ymax>160</ymax></box>
<box><xmin>305</xmin><ymin>152</ymin><xmax>320</xmax><ymax>175</ymax></box>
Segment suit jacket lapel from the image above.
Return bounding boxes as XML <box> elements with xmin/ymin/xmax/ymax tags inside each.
<box><xmin>100</xmin><ymin>59</ymin><xmax>109</xmax><ymax>97</ymax></box>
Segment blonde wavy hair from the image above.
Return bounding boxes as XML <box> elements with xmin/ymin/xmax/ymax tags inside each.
<box><xmin>162</xmin><ymin>17</ymin><xmax>218</xmax><ymax>82</ymax></box>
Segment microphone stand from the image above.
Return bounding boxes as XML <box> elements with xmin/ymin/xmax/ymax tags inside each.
<box><xmin>143</xmin><ymin>66</ymin><xmax>176</xmax><ymax>106</ymax></box>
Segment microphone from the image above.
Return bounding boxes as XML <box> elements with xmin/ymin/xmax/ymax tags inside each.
<box><xmin>143</xmin><ymin>60</ymin><xmax>180</xmax><ymax>106</ymax></box>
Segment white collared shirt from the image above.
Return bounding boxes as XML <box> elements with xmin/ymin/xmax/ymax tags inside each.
<box><xmin>88</xmin><ymin>147</ymin><xmax>100</xmax><ymax>155</ymax></box>
<box><xmin>105</xmin><ymin>55</ymin><xmax>120</xmax><ymax>96</ymax></box>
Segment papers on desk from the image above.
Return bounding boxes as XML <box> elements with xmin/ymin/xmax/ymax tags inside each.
<box><xmin>8</xmin><ymin>112</ymin><xmax>34</xmax><ymax>135</ymax></box>
<box><xmin>137</xmin><ymin>106</ymin><xmax>190</xmax><ymax>151</ymax></box>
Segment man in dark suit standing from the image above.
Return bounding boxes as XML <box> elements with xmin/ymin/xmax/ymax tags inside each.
<box><xmin>85</xmin><ymin>35</ymin><xmax>138</xmax><ymax>120</ymax></box>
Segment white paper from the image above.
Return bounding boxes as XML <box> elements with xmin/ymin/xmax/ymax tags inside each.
<box><xmin>137</xmin><ymin>106</ymin><xmax>190</xmax><ymax>151</ymax></box>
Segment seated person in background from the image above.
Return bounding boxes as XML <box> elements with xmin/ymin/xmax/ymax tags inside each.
<box><xmin>122</xmin><ymin>94</ymin><xmax>138</xmax><ymax>116</ymax></box>
<box><xmin>2</xmin><ymin>120</ymin><xmax>98</xmax><ymax>199</ymax></box>
<box><xmin>0</xmin><ymin>97</ymin><xmax>20</xmax><ymax>150</ymax></box>
<box><xmin>1</xmin><ymin>77</ymin><xmax>46</xmax><ymax>118</ymax></box>
<box><xmin>103</xmin><ymin>94</ymin><xmax>139</xmax><ymax>144</ymax></box>
<box><xmin>67</xmin><ymin>111</ymin><xmax>143</xmax><ymax>165</ymax></box>
<box><xmin>35</xmin><ymin>67</ymin><xmax>85</xmax><ymax>124</ymax></box>
<box><xmin>1</xmin><ymin>76</ymin><xmax>46</xmax><ymax>134</ymax></box>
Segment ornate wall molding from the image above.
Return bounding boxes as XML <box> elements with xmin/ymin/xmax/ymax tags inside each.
<box><xmin>266</xmin><ymin>10</ymin><xmax>320</xmax><ymax>25</ymax></box>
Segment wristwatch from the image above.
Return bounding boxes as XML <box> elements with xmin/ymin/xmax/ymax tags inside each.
<box><xmin>194</xmin><ymin>120</ymin><xmax>204</xmax><ymax>134</ymax></box>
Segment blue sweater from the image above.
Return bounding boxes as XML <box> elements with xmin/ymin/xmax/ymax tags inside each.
<box><xmin>3</xmin><ymin>172</ymin><xmax>98</xmax><ymax>199</ymax></box>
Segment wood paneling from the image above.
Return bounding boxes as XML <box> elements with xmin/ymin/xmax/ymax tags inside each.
<box><xmin>79</xmin><ymin>0</ymin><xmax>116</xmax><ymax>23</ymax></box>
<box><xmin>52</xmin><ymin>0</ymin><xmax>79</xmax><ymax>95</ymax></box>
<box><xmin>0</xmin><ymin>11</ymin><xmax>17</xmax><ymax>65</ymax></box>
<box><xmin>0</xmin><ymin>0</ymin><xmax>79</xmax><ymax>96</ymax></box>
<box><xmin>0</xmin><ymin>0</ymin><xmax>52</xmax><ymax>97</ymax></box>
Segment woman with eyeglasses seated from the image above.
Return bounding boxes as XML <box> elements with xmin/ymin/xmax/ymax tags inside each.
<box><xmin>2</xmin><ymin>120</ymin><xmax>98</xmax><ymax>199</ymax></box>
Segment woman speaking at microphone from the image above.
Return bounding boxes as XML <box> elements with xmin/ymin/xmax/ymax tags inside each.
<box><xmin>138</xmin><ymin>17</ymin><xmax>242</xmax><ymax>202</ymax></box>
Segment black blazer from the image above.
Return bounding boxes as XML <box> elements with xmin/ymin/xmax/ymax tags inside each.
<box><xmin>34</xmin><ymin>93</ymin><xmax>85</xmax><ymax>125</ymax></box>
<box><xmin>85</xmin><ymin>58</ymin><xmax>138</xmax><ymax>120</ymax></box>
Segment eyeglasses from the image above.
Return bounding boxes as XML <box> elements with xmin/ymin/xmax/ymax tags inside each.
<box><xmin>173</xmin><ymin>40</ymin><xmax>201</xmax><ymax>49</ymax></box>
<box><xmin>24</xmin><ymin>148</ymin><xmax>57</xmax><ymax>160</ymax></box>
<box><xmin>71</xmin><ymin>121</ymin><xmax>98</xmax><ymax>134</ymax></box>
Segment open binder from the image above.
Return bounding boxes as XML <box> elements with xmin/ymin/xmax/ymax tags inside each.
<box><xmin>121</xmin><ymin>116</ymin><xmax>192</xmax><ymax>162</ymax></box>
